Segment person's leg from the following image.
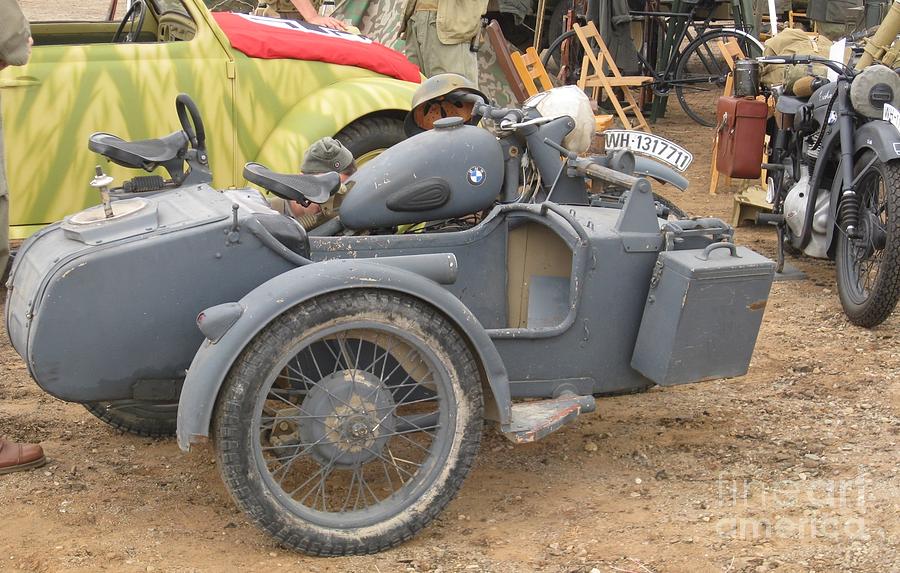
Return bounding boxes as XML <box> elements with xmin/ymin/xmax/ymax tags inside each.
<box><xmin>415</xmin><ymin>12</ymin><xmax>479</xmax><ymax>85</ymax></box>
<box><xmin>0</xmin><ymin>111</ymin><xmax>9</xmax><ymax>281</ymax></box>
<box><xmin>404</xmin><ymin>12</ymin><xmax>426</xmax><ymax>72</ymax></box>
<box><xmin>0</xmin><ymin>438</ymin><xmax>45</xmax><ymax>475</ymax></box>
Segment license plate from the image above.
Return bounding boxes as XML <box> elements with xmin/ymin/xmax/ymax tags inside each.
<box><xmin>883</xmin><ymin>102</ymin><xmax>900</xmax><ymax>133</ymax></box>
<box><xmin>604</xmin><ymin>130</ymin><xmax>693</xmax><ymax>172</ymax></box>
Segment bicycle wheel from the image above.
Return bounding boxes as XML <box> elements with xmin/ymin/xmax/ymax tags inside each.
<box><xmin>674</xmin><ymin>30</ymin><xmax>762</xmax><ymax>127</ymax></box>
<box><xmin>541</xmin><ymin>29</ymin><xmax>582</xmax><ymax>86</ymax></box>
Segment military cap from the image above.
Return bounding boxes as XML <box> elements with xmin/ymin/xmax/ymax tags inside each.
<box><xmin>301</xmin><ymin>137</ymin><xmax>354</xmax><ymax>174</ymax></box>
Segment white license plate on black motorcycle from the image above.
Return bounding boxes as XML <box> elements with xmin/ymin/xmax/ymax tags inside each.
<box><xmin>604</xmin><ymin>130</ymin><xmax>693</xmax><ymax>172</ymax></box>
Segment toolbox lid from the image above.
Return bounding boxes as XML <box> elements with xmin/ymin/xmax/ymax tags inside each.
<box><xmin>659</xmin><ymin>243</ymin><xmax>775</xmax><ymax>280</ymax></box>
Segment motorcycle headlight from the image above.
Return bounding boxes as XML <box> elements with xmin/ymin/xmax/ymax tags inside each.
<box><xmin>850</xmin><ymin>64</ymin><xmax>900</xmax><ymax>119</ymax></box>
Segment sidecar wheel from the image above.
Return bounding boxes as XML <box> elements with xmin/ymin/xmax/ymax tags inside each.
<box><xmin>83</xmin><ymin>401</ymin><xmax>177</xmax><ymax>437</ymax></box>
<box><xmin>213</xmin><ymin>290</ymin><xmax>483</xmax><ymax>556</ymax></box>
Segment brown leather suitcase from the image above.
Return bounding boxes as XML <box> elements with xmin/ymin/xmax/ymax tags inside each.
<box><xmin>715</xmin><ymin>96</ymin><xmax>768</xmax><ymax>179</ymax></box>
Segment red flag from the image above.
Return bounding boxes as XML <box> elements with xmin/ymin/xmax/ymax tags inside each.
<box><xmin>213</xmin><ymin>13</ymin><xmax>421</xmax><ymax>83</ymax></box>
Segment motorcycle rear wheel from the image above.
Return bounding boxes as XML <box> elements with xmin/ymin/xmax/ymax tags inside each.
<box><xmin>835</xmin><ymin>152</ymin><xmax>900</xmax><ymax>327</ymax></box>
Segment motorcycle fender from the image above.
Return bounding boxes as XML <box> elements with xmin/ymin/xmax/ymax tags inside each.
<box><xmin>632</xmin><ymin>156</ymin><xmax>690</xmax><ymax>191</ymax></box>
<box><xmin>823</xmin><ymin>121</ymin><xmax>900</xmax><ymax>253</ymax></box>
<box><xmin>853</xmin><ymin>120</ymin><xmax>900</xmax><ymax>164</ymax></box>
<box><xmin>176</xmin><ymin>259</ymin><xmax>511</xmax><ymax>451</ymax></box>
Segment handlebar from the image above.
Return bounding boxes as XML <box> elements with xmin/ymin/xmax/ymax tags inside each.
<box><xmin>756</xmin><ymin>54</ymin><xmax>854</xmax><ymax>77</ymax></box>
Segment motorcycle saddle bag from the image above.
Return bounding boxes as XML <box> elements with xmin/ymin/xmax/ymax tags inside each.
<box><xmin>715</xmin><ymin>96</ymin><xmax>768</xmax><ymax>180</ymax></box>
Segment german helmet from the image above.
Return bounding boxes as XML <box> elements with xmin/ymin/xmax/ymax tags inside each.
<box><xmin>404</xmin><ymin>73</ymin><xmax>488</xmax><ymax>136</ymax></box>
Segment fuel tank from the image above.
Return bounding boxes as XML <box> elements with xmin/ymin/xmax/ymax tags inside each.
<box><xmin>340</xmin><ymin>118</ymin><xmax>504</xmax><ymax>230</ymax></box>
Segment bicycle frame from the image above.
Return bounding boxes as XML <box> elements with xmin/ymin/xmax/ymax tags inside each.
<box><xmin>630</xmin><ymin>0</ymin><xmax>759</xmax><ymax>93</ymax></box>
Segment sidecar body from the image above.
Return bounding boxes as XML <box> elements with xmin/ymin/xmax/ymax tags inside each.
<box><xmin>6</xmin><ymin>92</ymin><xmax>777</xmax><ymax>554</ymax></box>
<box><xmin>7</xmin><ymin>175</ymin><xmax>774</xmax><ymax>445</ymax></box>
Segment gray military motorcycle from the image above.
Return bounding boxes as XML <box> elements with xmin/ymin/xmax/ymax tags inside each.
<box><xmin>6</xmin><ymin>93</ymin><xmax>774</xmax><ymax>555</ymax></box>
<box><xmin>759</xmin><ymin>54</ymin><xmax>900</xmax><ymax>327</ymax></box>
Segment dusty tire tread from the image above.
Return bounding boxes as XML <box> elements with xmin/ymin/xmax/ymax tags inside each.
<box><xmin>212</xmin><ymin>290</ymin><xmax>483</xmax><ymax>556</ymax></box>
<box><xmin>836</xmin><ymin>155</ymin><xmax>900</xmax><ymax>327</ymax></box>
<box><xmin>83</xmin><ymin>402</ymin><xmax>177</xmax><ymax>438</ymax></box>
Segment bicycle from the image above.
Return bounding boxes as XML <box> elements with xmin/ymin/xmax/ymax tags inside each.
<box><xmin>542</xmin><ymin>0</ymin><xmax>765</xmax><ymax>127</ymax></box>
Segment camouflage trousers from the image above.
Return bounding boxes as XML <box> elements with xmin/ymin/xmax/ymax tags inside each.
<box><xmin>0</xmin><ymin>107</ymin><xmax>9</xmax><ymax>281</ymax></box>
<box><xmin>404</xmin><ymin>11</ymin><xmax>479</xmax><ymax>86</ymax></box>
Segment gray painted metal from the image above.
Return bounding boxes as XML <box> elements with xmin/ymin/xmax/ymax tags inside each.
<box><xmin>6</xmin><ymin>186</ymin><xmax>297</xmax><ymax>402</ymax></box>
<box><xmin>175</xmin><ymin>259</ymin><xmax>513</xmax><ymax>451</ymax></box>
<box><xmin>7</xmin><ymin>101</ymin><xmax>776</xmax><ymax>451</ymax></box>
<box><xmin>631</xmin><ymin>156</ymin><xmax>690</xmax><ymax>191</ymax></box>
<box><xmin>631</xmin><ymin>244</ymin><xmax>776</xmax><ymax>385</ymax></box>
<box><xmin>339</xmin><ymin>122</ymin><xmax>504</xmax><ymax>230</ymax></box>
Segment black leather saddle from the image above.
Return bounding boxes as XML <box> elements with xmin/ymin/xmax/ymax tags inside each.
<box><xmin>243</xmin><ymin>162</ymin><xmax>341</xmax><ymax>206</ymax></box>
<box><xmin>88</xmin><ymin>131</ymin><xmax>189</xmax><ymax>170</ymax></box>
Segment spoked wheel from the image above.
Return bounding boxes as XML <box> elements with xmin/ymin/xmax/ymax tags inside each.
<box><xmin>213</xmin><ymin>290</ymin><xmax>484</xmax><ymax>556</ymax></box>
<box><xmin>836</xmin><ymin>152</ymin><xmax>900</xmax><ymax>327</ymax></box>
<box><xmin>83</xmin><ymin>400</ymin><xmax>177</xmax><ymax>437</ymax></box>
<box><xmin>674</xmin><ymin>30</ymin><xmax>762</xmax><ymax>127</ymax></box>
<box><xmin>541</xmin><ymin>29</ymin><xmax>582</xmax><ymax>85</ymax></box>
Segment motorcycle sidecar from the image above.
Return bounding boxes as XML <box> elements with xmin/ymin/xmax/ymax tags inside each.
<box><xmin>7</xmin><ymin>96</ymin><xmax>775</xmax><ymax>557</ymax></box>
<box><xmin>8</xmin><ymin>173</ymin><xmax>775</xmax><ymax>556</ymax></box>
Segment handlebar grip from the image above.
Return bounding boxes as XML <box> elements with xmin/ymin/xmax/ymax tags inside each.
<box><xmin>176</xmin><ymin>93</ymin><xmax>206</xmax><ymax>151</ymax></box>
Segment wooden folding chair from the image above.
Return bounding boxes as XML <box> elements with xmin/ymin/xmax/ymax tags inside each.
<box><xmin>572</xmin><ymin>21</ymin><xmax>652</xmax><ymax>133</ymax></box>
<box><xmin>485</xmin><ymin>20</ymin><xmax>529</xmax><ymax>104</ymax></box>
<box><xmin>709</xmin><ymin>38</ymin><xmax>769</xmax><ymax>195</ymax></box>
<box><xmin>510</xmin><ymin>46</ymin><xmax>554</xmax><ymax>97</ymax></box>
<box><xmin>508</xmin><ymin>43</ymin><xmax>615</xmax><ymax>135</ymax></box>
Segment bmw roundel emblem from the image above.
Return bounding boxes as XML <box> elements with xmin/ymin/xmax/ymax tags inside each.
<box><xmin>467</xmin><ymin>166</ymin><xmax>486</xmax><ymax>186</ymax></box>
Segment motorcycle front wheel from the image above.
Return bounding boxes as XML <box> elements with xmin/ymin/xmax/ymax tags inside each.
<box><xmin>835</xmin><ymin>151</ymin><xmax>900</xmax><ymax>327</ymax></box>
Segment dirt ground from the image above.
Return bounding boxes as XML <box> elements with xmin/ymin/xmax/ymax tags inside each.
<box><xmin>3</xmin><ymin>2</ymin><xmax>899</xmax><ymax>572</ymax></box>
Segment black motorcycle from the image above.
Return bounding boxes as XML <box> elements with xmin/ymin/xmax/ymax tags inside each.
<box><xmin>760</xmin><ymin>55</ymin><xmax>900</xmax><ymax>327</ymax></box>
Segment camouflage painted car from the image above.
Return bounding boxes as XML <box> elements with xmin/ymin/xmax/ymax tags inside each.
<box><xmin>0</xmin><ymin>0</ymin><xmax>417</xmax><ymax>239</ymax></box>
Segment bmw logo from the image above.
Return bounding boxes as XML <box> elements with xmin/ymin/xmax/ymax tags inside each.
<box><xmin>467</xmin><ymin>166</ymin><xmax>486</xmax><ymax>186</ymax></box>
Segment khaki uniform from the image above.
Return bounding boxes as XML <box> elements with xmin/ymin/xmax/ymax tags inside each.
<box><xmin>0</xmin><ymin>0</ymin><xmax>31</xmax><ymax>279</ymax></box>
<box><xmin>401</xmin><ymin>0</ymin><xmax>488</xmax><ymax>84</ymax></box>
<box><xmin>807</xmin><ymin>0</ymin><xmax>863</xmax><ymax>39</ymax></box>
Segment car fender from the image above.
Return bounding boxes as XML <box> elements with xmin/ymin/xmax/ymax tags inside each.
<box><xmin>823</xmin><ymin>120</ymin><xmax>900</xmax><ymax>253</ymax></box>
<box><xmin>252</xmin><ymin>77</ymin><xmax>417</xmax><ymax>172</ymax></box>
<box><xmin>176</xmin><ymin>258</ymin><xmax>511</xmax><ymax>451</ymax></box>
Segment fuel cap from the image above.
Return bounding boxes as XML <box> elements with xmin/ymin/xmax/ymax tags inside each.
<box><xmin>433</xmin><ymin>116</ymin><xmax>464</xmax><ymax>129</ymax></box>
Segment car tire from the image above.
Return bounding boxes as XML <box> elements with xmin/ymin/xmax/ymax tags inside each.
<box><xmin>334</xmin><ymin>115</ymin><xmax>406</xmax><ymax>166</ymax></box>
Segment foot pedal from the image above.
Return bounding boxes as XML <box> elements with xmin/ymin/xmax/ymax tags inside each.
<box><xmin>502</xmin><ymin>393</ymin><xmax>596</xmax><ymax>444</ymax></box>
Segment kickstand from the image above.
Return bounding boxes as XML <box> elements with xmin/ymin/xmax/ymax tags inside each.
<box><xmin>773</xmin><ymin>226</ymin><xmax>806</xmax><ymax>281</ymax></box>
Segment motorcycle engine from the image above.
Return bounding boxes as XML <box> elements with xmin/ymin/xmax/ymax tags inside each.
<box><xmin>783</xmin><ymin>171</ymin><xmax>830</xmax><ymax>258</ymax></box>
<box><xmin>783</xmin><ymin>172</ymin><xmax>810</xmax><ymax>238</ymax></box>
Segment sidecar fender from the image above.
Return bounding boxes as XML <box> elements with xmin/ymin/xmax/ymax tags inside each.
<box><xmin>176</xmin><ymin>258</ymin><xmax>511</xmax><ymax>451</ymax></box>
